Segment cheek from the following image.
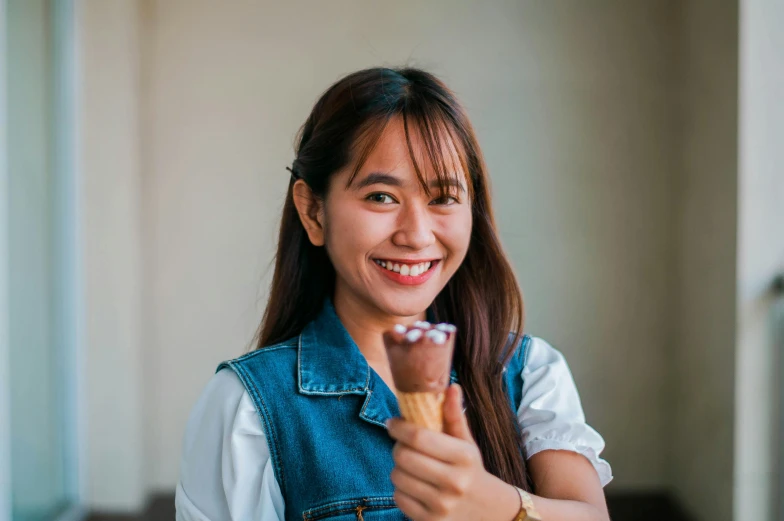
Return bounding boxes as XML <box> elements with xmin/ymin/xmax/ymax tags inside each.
<box><xmin>323</xmin><ymin>203</ymin><xmax>392</xmax><ymax>262</ymax></box>
<box><xmin>439</xmin><ymin>211</ymin><xmax>472</xmax><ymax>259</ymax></box>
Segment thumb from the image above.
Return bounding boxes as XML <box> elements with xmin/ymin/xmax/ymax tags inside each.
<box><xmin>442</xmin><ymin>384</ymin><xmax>473</xmax><ymax>441</ymax></box>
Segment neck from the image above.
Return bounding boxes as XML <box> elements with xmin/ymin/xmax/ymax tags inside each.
<box><xmin>331</xmin><ymin>284</ymin><xmax>426</xmax><ymax>369</ymax></box>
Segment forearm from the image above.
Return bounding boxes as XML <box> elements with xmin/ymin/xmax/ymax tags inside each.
<box><xmin>527</xmin><ymin>494</ymin><xmax>609</xmax><ymax>521</ymax></box>
<box><xmin>480</xmin><ymin>473</ymin><xmax>609</xmax><ymax>521</ymax></box>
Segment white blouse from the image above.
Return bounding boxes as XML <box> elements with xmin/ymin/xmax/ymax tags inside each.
<box><xmin>175</xmin><ymin>337</ymin><xmax>613</xmax><ymax>521</ymax></box>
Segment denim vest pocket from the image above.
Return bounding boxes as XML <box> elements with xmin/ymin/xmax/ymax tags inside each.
<box><xmin>303</xmin><ymin>496</ymin><xmax>410</xmax><ymax>521</ymax></box>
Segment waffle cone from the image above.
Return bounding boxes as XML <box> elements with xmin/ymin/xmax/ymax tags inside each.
<box><xmin>396</xmin><ymin>391</ymin><xmax>446</xmax><ymax>432</ymax></box>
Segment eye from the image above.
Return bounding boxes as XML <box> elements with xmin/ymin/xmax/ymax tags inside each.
<box><xmin>430</xmin><ymin>195</ymin><xmax>460</xmax><ymax>206</ymax></box>
<box><xmin>366</xmin><ymin>192</ymin><xmax>397</xmax><ymax>204</ymax></box>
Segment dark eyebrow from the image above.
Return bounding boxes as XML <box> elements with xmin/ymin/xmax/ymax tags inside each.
<box><xmin>352</xmin><ymin>172</ymin><xmax>403</xmax><ymax>190</ymax></box>
<box><xmin>430</xmin><ymin>177</ymin><xmax>466</xmax><ymax>193</ymax></box>
<box><xmin>354</xmin><ymin>171</ymin><xmax>466</xmax><ymax>193</ymax></box>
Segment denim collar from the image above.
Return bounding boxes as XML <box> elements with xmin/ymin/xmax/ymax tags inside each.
<box><xmin>297</xmin><ymin>296</ymin><xmax>455</xmax><ymax>428</ymax></box>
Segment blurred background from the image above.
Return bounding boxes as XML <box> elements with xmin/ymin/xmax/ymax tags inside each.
<box><xmin>1</xmin><ymin>1</ymin><xmax>783</xmax><ymax>521</ymax></box>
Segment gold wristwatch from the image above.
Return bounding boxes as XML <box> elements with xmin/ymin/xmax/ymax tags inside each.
<box><xmin>512</xmin><ymin>487</ymin><xmax>543</xmax><ymax>521</ymax></box>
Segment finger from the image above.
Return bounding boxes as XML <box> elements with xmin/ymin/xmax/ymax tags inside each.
<box><xmin>390</xmin><ymin>466</ymin><xmax>442</xmax><ymax>510</ymax></box>
<box><xmin>387</xmin><ymin>417</ymin><xmax>474</xmax><ymax>465</ymax></box>
<box><xmin>442</xmin><ymin>384</ymin><xmax>474</xmax><ymax>442</ymax></box>
<box><xmin>393</xmin><ymin>489</ymin><xmax>430</xmax><ymax>521</ymax></box>
<box><xmin>392</xmin><ymin>441</ymin><xmax>454</xmax><ymax>489</ymax></box>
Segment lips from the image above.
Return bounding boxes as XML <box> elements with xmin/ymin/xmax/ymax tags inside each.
<box><xmin>372</xmin><ymin>258</ymin><xmax>440</xmax><ymax>286</ymax></box>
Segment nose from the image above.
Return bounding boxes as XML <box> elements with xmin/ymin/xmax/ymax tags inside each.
<box><xmin>392</xmin><ymin>201</ymin><xmax>435</xmax><ymax>251</ymax></box>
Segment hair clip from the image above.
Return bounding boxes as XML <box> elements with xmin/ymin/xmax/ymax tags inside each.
<box><xmin>285</xmin><ymin>165</ymin><xmax>300</xmax><ymax>180</ymax></box>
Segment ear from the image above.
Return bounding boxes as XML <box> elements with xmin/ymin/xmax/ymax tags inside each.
<box><xmin>292</xmin><ymin>179</ymin><xmax>325</xmax><ymax>247</ymax></box>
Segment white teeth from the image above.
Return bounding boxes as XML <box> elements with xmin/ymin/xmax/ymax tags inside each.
<box><xmin>376</xmin><ymin>260</ymin><xmax>434</xmax><ymax>276</ymax></box>
<box><xmin>393</xmin><ymin>324</ymin><xmax>407</xmax><ymax>333</ymax></box>
<box><xmin>405</xmin><ymin>329</ymin><xmax>423</xmax><ymax>342</ymax></box>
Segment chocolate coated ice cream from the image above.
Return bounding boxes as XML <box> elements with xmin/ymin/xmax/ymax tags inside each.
<box><xmin>382</xmin><ymin>322</ymin><xmax>456</xmax><ymax>393</ymax></box>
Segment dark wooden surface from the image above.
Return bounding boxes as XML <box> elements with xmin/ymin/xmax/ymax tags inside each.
<box><xmin>87</xmin><ymin>494</ymin><xmax>174</xmax><ymax>521</ymax></box>
<box><xmin>606</xmin><ymin>492</ymin><xmax>694</xmax><ymax>521</ymax></box>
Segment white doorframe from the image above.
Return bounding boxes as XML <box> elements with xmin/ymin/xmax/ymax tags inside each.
<box><xmin>0</xmin><ymin>1</ymin><xmax>87</xmax><ymax>519</ymax></box>
<box><xmin>52</xmin><ymin>0</ymin><xmax>88</xmax><ymax>518</ymax></box>
<box><xmin>776</xmin><ymin>276</ymin><xmax>784</xmax><ymax>521</ymax></box>
<box><xmin>52</xmin><ymin>0</ymin><xmax>88</xmax><ymax>515</ymax></box>
<box><xmin>0</xmin><ymin>0</ymin><xmax>12</xmax><ymax>519</ymax></box>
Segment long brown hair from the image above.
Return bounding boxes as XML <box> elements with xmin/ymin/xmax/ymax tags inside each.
<box><xmin>257</xmin><ymin>67</ymin><xmax>531</xmax><ymax>491</ymax></box>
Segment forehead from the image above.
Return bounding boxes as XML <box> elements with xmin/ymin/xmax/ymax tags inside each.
<box><xmin>350</xmin><ymin>116</ymin><xmax>468</xmax><ymax>188</ymax></box>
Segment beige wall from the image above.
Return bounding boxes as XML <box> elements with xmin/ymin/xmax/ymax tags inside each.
<box><xmin>142</xmin><ymin>0</ymin><xmax>679</xmax><ymax>491</ymax></box>
<box><xmin>670</xmin><ymin>1</ymin><xmax>739</xmax><ymax>520</ymax></box>
<box><xmin>735</xmin><ymin>0</ymin><xmax>784</xmax><ymax>519</ymax></box>
<box><xmin>79</xmin><ymin>0</ymin><xmax>146</xmax><ymax>511</ymax></box>
<box><xmin>79</xmin><ymin>1</ymin><xmax>761</xmax><ymax>515</ymax></box>
<box><xmin>74</xmin><ymin>0</ymin><xmax>784</xmax><ymax>519</ymax></box>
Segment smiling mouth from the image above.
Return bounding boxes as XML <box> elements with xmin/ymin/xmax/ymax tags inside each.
<box><xmin>372</xmin><ymin>259</ymin><xmax>438</xmax><ymax>277</ymax></box>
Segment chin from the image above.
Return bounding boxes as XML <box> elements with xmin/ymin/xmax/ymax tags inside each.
<box><xmin>373</xmin><ymin>293</ymin><xmax>431</xmax><ymax>319</ymax></box>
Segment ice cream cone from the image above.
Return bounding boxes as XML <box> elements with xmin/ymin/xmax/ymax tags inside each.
<box><xmin>383</xmin><ymin>321</ymin><xmax>457</xmax><ymax>433</ymax></box>
<box><xmin>396</xmin><ymin>390</ymin><xmax>446</xmax><ymax>431</ymax></box>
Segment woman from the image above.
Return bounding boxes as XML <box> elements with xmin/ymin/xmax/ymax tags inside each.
<box><xmin>176</xmin><ymin>67</ymin><xmax>612</xmax><ymax>521</ymax></box>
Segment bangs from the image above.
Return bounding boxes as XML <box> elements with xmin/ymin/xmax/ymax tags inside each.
<box><xmin>344</xmin><ymin>102</ymin><xmax>475</xmax><ymax>201</ymax></box>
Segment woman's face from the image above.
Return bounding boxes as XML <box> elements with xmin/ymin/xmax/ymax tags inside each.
<box><xmin>309</xmin><ymin>117</ymin><xmax>473</xmax><ymax>320</ymax></box>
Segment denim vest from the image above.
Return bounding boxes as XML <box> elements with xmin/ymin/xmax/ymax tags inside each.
<box><xmin>217</xmin><ymin>297</ymin><xmax>530</xmax><ymax>521</ymax></box>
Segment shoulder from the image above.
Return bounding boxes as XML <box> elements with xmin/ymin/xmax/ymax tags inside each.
<box><xmin>522</xmin><ymin>336</ymin><xmax>568</xmax><ymax>373</ymax></box>
<box><xmin>515</xmin><ymin>335</ymin><xmax>614</xmax><ymax>487</ymax></box>
<box><xmin>518</xmin><ymin>335</ymin><xmax>582</xmax><ymax>417</ymax></box>
<box><xmin>218</xmin><ymin>337</ymin><xmax>299</xmax><ymax>371</ymax></box>
<box><xmin>181</xmin><ymin>369</ymin><xmax>260</xmax><ymax>452</ymax></box>
<box><xmin>216</xmin><ymin>338</ymin><xmax>300</xmax><ymax>391</ymax></box>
